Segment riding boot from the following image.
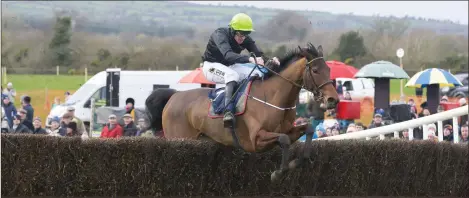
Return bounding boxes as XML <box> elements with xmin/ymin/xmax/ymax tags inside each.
<box><xmin>223</xmin><ymin>81</ymin><xmax>237</xmax><ymax>128</ymax></box>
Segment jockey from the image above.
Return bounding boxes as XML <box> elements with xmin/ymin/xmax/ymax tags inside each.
<box><xmin>201</xmin><ymin>13</ymin><xmax>280</xmax><ymax>127</ymax></box>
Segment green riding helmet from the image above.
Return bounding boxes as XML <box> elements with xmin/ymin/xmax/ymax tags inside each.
<box><xmin>229</xmin><ymin>13</ymin><xmax>255</xmax><ymax>32</ymax></box>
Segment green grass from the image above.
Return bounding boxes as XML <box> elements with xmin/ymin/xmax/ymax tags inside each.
<box><xmin>3</xmin><ymin>75</ymin><xmax>87</xmax><ymax>91</ymax></box>
<box><xmin>390</xmin><ymin>79</ymin><xmax>423</xmax><ymax>96</ymax></box>
<box><xmin>3</xmin><ymin>74</ymin><xmax>420</xmax><ymax>96</ymax></box>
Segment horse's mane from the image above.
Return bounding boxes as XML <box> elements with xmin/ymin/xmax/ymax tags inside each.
<box><xmin>262</xmin><ymin>43</ymin><xmax>319</xmax><ymax>80</ymax></box>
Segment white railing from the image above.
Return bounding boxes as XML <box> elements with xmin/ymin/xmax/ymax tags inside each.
<box><xmin>316</xmin><ymin>106</ymin><xmax>468</xmax><ymax>143</ymax></box>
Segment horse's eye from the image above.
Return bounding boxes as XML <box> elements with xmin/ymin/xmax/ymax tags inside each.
<box><xmin>312</xmin><ymin>68</ymin><xmax>319</xmax><ymax>73</ymax></box>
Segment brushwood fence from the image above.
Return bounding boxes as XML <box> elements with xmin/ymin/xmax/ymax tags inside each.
<box><xmin>1</xmin><ymin>134</ymin><xmax>468</xmax><ymax>197</ymax></box>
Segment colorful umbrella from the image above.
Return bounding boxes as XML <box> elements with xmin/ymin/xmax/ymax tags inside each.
<box><xmin>405</xmin><ymin>68</ymin><xmax>463</xmax><ymax>88</ymax></box>
<box><xmin>326</xmin><ymin>60</ymin><xmax>359</xmax><ymax>79</ymax></box>
<box><xmin>178</xmin><ymin>68</ymin><xmax>215</xmax><ymax>85</ymax></box>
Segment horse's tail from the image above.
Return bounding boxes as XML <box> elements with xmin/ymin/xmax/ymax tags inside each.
<box><xmin>144</xmin><ymin>88</ymin><xmax>177</xmax><ymax>132</ymax></box>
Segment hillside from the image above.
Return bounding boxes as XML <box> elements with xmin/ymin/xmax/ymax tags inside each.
<box><xmin>2</xmin><ymin>1</ymin><xmax>468</xmax><ymax>37</ymax></box>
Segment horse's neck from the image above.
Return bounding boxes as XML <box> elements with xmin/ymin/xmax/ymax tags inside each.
<box><xmin>258</xmin><ymin>74</ymin><xmax>302</xmax><ymax>108</ymax></box>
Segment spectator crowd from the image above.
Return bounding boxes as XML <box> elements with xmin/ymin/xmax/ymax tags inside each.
<box><xmin>296</xmin><ymin>81</ymin><xmax>468</xmax><ymax>144</ymax></box>
<box><xmin>1</xmin><ymin>82</ymin><xmax>158</xmax><ymax>139</ymax></box>
<box><xmin>2</xmin><ymin>81</ymin><xmax>467</xmax><ymax>143</ymax></box>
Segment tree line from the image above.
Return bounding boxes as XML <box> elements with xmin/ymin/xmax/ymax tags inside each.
<box><xmin>1</xmin><ymin>11</ymin><xmax>468</xmax><ymax>75</ymax></box>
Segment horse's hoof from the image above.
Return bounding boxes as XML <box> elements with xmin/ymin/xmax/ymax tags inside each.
<box><xmin>288</xmin><ymin>159</ymin><xmax>302</xmax><ymax>170</ymax></box>
<box><xmin>271</xmin><ymin>170</ymin><xmax>285</xmax><ymax>183</ymax></box>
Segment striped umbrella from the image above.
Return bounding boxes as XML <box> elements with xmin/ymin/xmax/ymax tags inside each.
<box><xmin>405</xmin><ymin>68</ymin><xmax>463</xmax><ymax>88</ymax></box>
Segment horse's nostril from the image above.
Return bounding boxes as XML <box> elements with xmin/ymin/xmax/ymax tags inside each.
<box><xmin>327</xmin><ymin>97</ymin><xmax>337</xmax><ymax>104</ymax></box>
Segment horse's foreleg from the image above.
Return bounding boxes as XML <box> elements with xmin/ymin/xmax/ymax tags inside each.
<box><xmin>256</xmin><ymin>129</ymin><xmax>291</xmax><ymax>182</ymax></box>
<box><xmin>287</xmin><ymin>123</ymin><xmax>313</xmax><ymax>170</ymax></box>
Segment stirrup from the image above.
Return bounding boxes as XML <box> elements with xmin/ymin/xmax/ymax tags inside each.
<box><xmin>223</xmin><ymin>112</ymin><xmax>234</xmax><ymax>120</ymax></box>
<box><xmin>223</xmin><ymin>112</ymin><xmax>234</xmax><ymax>128</ymax></box>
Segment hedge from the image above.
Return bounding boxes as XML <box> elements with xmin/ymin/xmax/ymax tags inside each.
<box><xmin>1</xmin><ymin>134</ymin><xmax>468</xmax><ymax>197</ymax></box>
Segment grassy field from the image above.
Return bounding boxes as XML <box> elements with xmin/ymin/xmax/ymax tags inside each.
<box><xmin>3</xmin><ymin>74</ymin><xmax>426</xmax><ymax>126</ymax></box>
<box><xmin>3</xmin><ymin>75</ymin><xmax>87</xmax><ymax>123</ymax></box>
<box><xmin>4</xmin><ymin>75</ymin><xmax>87</xmax><ymax>91</ymax></box>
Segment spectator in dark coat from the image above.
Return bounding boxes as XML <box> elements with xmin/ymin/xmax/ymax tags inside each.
<box><xmin>32</xmin><ymin>117</ymin><xmax>48</xmax><ymax>135</ymax></box>
<box><xmin>355</xmin><ymin>122</ymin><xmax>365</xmax><ymax>131</ymax></box>
<box><xmin>122</xmin><ymin>113</ymin><xmax>138</xmax><ymax>136</ymax></box>
<box><xmin>443</xmin><ymin>124</ymin><xmax>454</xmax><ymax>142</ymax></box>
<box><xmin>336</xmin><ymin>80</ymin><xmax>343</xmax><ymax>98</ymax></box>
<box><xmin>66</xmin><ymin>106</ymin><xmax>86</xmax><ymax>136</ymax></box>
<box><xmin>415</xmin><ymin>87</ymin><xmax>423</xmax><ymax>97</ymax></box>
<box><xmin>18</xmin><ymin>108</ymin><xmax>34</xmax><ymax>131</ymax></box>
<box><xmin>409</xmin><ymin>105</ymin><xmax>418</xmax><ymax>119</ymax></box>
<box><xmin>9</xmin><ymin>114</ymin><xmax>31</xmax><ymax>133</ymax></box>
<box><xmin>2</xmin><ymin>95</ymin><xmax>17</xmax><ymax>128</ymax></box>
<box><xmin>459</xmin><ymin>124</ymin><xmax>468</xmax><ymax>143</ymax></box>
<box><xmin>58</xmin><ymin>112</ymin><xmax>75</xmax><ymax>136</ymax></box>
<box><xmin>125</xmin><ymin>98</ymin><xmax>135</xmax><ymax>120</ymax></box>
<box><xmin>66</xmin><ymin>121</ymin><xmax>79</xmax><ymax>136</ymax></box>
<box><xmin>21</xmin><ymin>96</ymin><xmax>34</xmax><ymax>122</ymax></box>
<box><xmin>418</xmin><ymin>102</ymin><xmax>428</xmax><ymax>117</ymax></box>
<box><xmin>368</xmin><ymin>113</ymin><xmax>385</xmax><ymax>129</ymax></box>
<box><xmin>400</xmin><ymin>128</ymin><xmax>410</xmax><ymax>140</ymax></box>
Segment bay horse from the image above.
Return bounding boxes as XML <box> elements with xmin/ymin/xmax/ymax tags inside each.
<box><xmin>145</xmin><ymin>43</ymin><xmax>339</xmax><ymax>182</ymax></box>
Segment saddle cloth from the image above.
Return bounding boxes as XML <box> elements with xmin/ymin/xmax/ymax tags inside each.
<box><xmin>207</xmin><ymin>77</ymin><xmax>256</xmax><ymax>118</ymax></box>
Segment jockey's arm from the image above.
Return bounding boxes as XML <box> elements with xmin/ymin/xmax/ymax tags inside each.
<box><xmin>243</xmin><ymin>37</ymin><xmax>277</xmax><ymax>66</ymax></box>
<box><xmin>212</xmin><ymin>30</ymin><xmax>250</xmax><ymax>65</ymax></box>
<box><xmin>243</xmin><ymin>36</ymin><xmax>264</xmax><ymax>58</ymax></box>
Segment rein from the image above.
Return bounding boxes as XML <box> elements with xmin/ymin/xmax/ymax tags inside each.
<box><xmin>254</xmin><ymin>54</ymin><xmax>333</xmax><ymax>102</ymax></box>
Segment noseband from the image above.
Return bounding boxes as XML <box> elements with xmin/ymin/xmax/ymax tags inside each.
<box><xmin>264</xmin><ymin>56</ymin><xmax>333</xmax><ymax>102</ymax></box>
<box><xmin>304</xmin><ymin>57</ymin><xmax>334</xmax><ymax>102</ymax></box>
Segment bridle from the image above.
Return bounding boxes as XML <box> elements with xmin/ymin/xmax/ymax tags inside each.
<box><xmin>260</xmin><ymin>55</ymin><xmax>333</xmax><ymax>102</ymax></box>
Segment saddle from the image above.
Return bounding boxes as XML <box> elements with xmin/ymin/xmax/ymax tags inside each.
<box><xmin>207</xmin><ymin>76</ymin><xmax>258</xmax><ymax>118</ymax></box>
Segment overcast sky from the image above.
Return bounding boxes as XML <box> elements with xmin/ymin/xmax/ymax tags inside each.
<box><xmin>188</xmin><ymin>1</ymin><xmax>468</xmax><ymax>25</ymax></box>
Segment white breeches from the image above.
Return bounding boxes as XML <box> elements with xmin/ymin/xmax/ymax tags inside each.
<box><xmin>202</xmin><ymin>61</ymin><xmax>267</xmax><ymax>84</ymax></box>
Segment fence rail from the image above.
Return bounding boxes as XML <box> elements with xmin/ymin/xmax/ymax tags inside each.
<box><xmin>2</xmin><ymin>66</ymin><xmax>103</xmax><ymax>75</ymax></box>
<box><xmin>316</xmin><ymin>106</ymin><xmax>468</xmax><ymax>143</ymax></box>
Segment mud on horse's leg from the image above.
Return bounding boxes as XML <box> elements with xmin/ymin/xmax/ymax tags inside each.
<box><xmin>256</xmin><ymin>129</ymin><xmax>292</xmax><ymax>182</ymax></box>
<box><xmin>288</xmin><ymin>123</ymin><xmax>313</xmax><ymax>170</ymax></box>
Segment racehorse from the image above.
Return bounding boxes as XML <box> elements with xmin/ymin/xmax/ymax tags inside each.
<box><xmin>145</xmin><ymin>43</ymin><xmax>339</xmax><ymax>182</ymax></box>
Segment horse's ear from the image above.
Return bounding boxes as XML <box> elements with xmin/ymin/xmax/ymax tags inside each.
<box><xmin>317</xmin><ymin>45</ymin><xmax>323</xmax><ymax>56</ymax></box>
<box><xmin>298</xmin><ymin>45</ymin><xmax>303</xmax><ymax>52</ymax></box>
<box><xmin>307</xmin><ymin>43</ymin><xmax>317</xmax><ymax>55</ymax></box>
<box><xmin>298</xmin><ymin>45</ymin><xmax>309</xmax><ymax>57</ymax></box>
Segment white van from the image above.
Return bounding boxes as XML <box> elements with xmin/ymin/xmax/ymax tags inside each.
<box><xmin>46</xmin><ymin>68</ymin><xmax>220</xmax><ymax>127</ymax></box>
<box><xmin>336</xmin><ymin>77</ymin><xmax>375</xmax><ymax>101</ymax></box>
<box><xmin>298</xmin><ymin>78</ymin><xmax>375</xmax><ymax>103</ymax></box>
